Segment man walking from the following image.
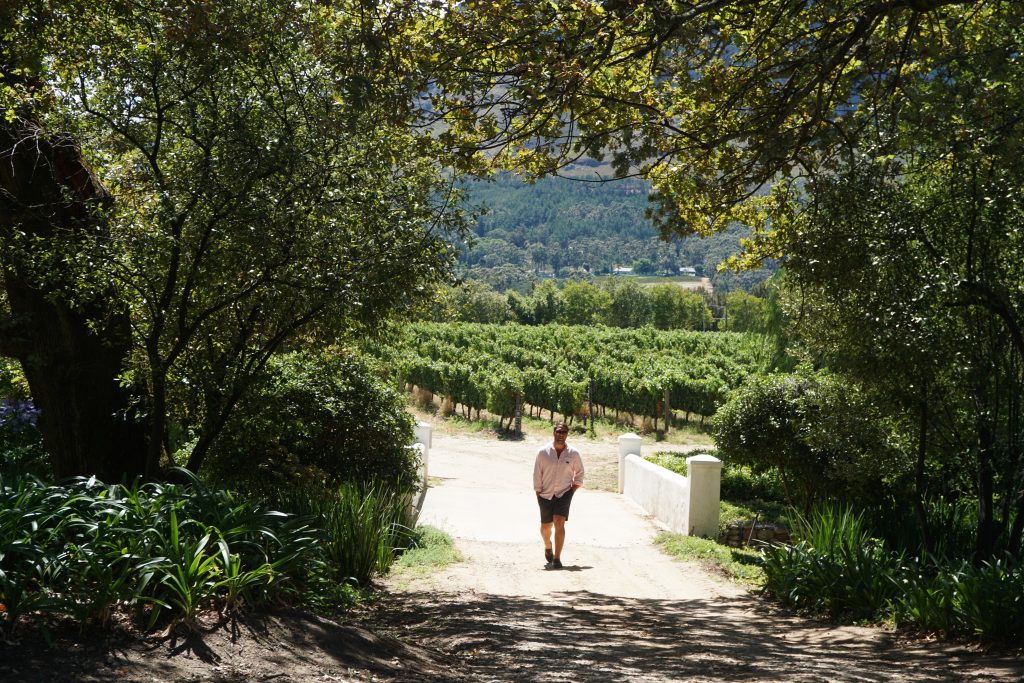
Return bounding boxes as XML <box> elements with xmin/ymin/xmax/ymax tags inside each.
<box><xmin>534</xmin><ymin>422</ymin><xmax>584</xmax><ymax>569</ymax></box>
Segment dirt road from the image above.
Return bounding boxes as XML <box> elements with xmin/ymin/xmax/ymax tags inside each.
<box><xmin>373</xmin><ymin>432</ymin><xmax>1023</xmax><ymax>682</ymax></box>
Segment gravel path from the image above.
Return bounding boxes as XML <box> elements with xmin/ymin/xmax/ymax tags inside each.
<box><xmin>373</xmin><ymin>432</ymin><xmax>1024</xmax><ymax>682</ymax></box>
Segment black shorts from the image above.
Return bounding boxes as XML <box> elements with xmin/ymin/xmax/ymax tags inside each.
<box><xmin>537</xmin><ymin>488</ymin><xmax>575</xmax><ymax>524</ymax></box>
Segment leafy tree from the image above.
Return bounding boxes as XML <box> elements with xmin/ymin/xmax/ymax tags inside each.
<box><xmin>467</xmin><ymin>264</ymin><xmax>538</xmax><ymax>294</ymax></box>
<box><xmin>602</xmin><ymin>279</ymin><xmax>653</xmax><ymax>328</ymax></box>
<box><xmin>633</xmin><ymin>258</ymin><xmax>657</xmax><ymax>275</ymax></box>
<box><xmin>449</xmin><ymin>281</ymin><xmax>511</xmax><ymax>324</ymax></box>
<box><xmin>723</xmin><ymin>291</ymin><xmax>766</xmax><ymax>333</ymax></box>
<box><xmin>531</xmin><ymin>280</ymin><xmax>561</xmax><ymax>325</ymax></box>
<box><xmin>508</xmin><ymin>279</ymin><xmax>560</xmax><ymax>325</ymax></box>
<box><xmin>1</xmin><ymin>1</ymin><xmax>464</xmax><ymax>480</ymax></box>
<box><xmin>560</xmin><ymin>281</ymin><xmax>611</xmax><ymax>326</ymax></box>
<box><xmin>782</xmin><ymin>158</ymin><xmax>1024</xmax><ymax>560</ymax></box>
<box><xmin>650</xmin><ymin>284</ymin><xmax>710</xmax><ymax>330</ymax></box>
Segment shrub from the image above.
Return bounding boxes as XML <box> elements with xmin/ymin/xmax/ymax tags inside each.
<box><xmin>645</xmin><ymin>450</ymin><xmax>786</xmax><ymax>503</ymax></box>
<box><xmin>761</xmin><ymin>505</ymin><xmax>903</xmax><ymax>620</ymax></box>
<box><xmin>753</xmin><ymin>501</ymin><xmax>1024</xmax><ymax>644</ymax></box>
<box><xmin>208</xmin><ymin>349</ymin><xmax>417</xmax><ymax>489</ymax></box>
<box><xmin>260</xmin><ymin>480</ymin><xmax>416</xmax><ymax>587</ymax></box>
<box><xmin>0</xmin><ymin>472</ymin><xmax>320</xmax><ymax>633</ymax></box>
<box><xmin>0</xmin><ymin>471</ymin><xmax>413</xmax><ymax>633</ymax></box>
<box><xmin>713</xmin><ymin>368</ymin><xmax>894</xmax><ymax>512</ymax></box>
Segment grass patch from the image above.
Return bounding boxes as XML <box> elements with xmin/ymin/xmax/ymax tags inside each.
<box><xmin>720</xmin><ymin>499</ymin><xmax>791</xmax><ymax>527</ymax></box>
<box><xmin>655</xmin><ymin>532</ymin><xmax>764</xmax><ymax>586</ymax></box>
<box><xmin>390</xmin><ymin>525</ymin><xmax>462</xmax><ymax>577</ymax></box>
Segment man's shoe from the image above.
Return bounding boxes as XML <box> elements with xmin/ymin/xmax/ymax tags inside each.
<box><xmin>545</xmin><ymin>548</ymin><xmax>554</xmax><ymax>563</ymax></box>
<box><xmin>552</xmin><ymin>558</ymin><xmax>563</xmax><ymax>570</ymax></box>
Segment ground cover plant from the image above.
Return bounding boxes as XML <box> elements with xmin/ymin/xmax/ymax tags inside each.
<box><xmin>0</xmin><ymin>470</ymin><xmax>415</xmax><ymax>636</ymax></box>
<box><xmin>761</xmin><ymin>505</ymin><xmax>1024</xmax><ymax>644</ymax></box>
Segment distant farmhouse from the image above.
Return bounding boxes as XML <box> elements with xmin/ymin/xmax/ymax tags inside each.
<box><xmin>678</xmin><ymin>266</ymin><xmax>697</xmax><ymax>276</ymax></box>
<box><xmin>613</xmin><ymin>266</ymin><xmax>634</xmax><ymax>275</ymax></box>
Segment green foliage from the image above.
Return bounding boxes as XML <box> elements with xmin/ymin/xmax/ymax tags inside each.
<box><xmin>435</xmin><ymin>281</ymin><xmax>512</xmax><ymax>324</ymax></box>
<box><xmin>762</xmin><ymin>506</ymin><xmax>903</xmax><ymax>620</ymax></box>
<box><xmin>507</xmin><ymin>279</ymin><xmax>561</xmax><ymax>325</ymax></box>
<box><xmin>649</xmin><ymin>285</ymin><xmax>712</xmax><ymax>330</ymax></box>
<box><xmin>713</xmin><ymin>368</ymin><xmax>895</xmax><ymax>512</ymax></box>
<box><xmin>458</xmin><ymin>173</ymin><xmax>775</xmax><ymax>290</ymax></box>
<box><xmin>645</xmin><ymin>451</ymin><xmax>689</xmax><ymax>476</ymax></box>
<box><xmin>208</xmin><ymin>350</ymin><xmax>417</xmax><ymax>490</ymax></box>
<box><xmin>864</xmin><ymin>496</ymin><xmax>979</xmax><ymax>562</ymax></box>
<box><xmin>0</xmin><ymin>473</ymin><xmax>300</xmax><ymax>632</ymax></box>
<box><xmin>762</xmin><ymin>504</ymin><xmax>1024</xmax><ymax>643</ymax></box>
<box><xmin>0</xmin><ymin>470</ymin><xmax>414</xmax><ymax>633</ymax></box>
<box><xmin>391</xmin><ymin>525</ymin><xmax>462</xmax><ymax>576</ymax></box>
<box><xmin>722</xmin><ymin>291</ymin><xmax>766</xmax><ymax>332</ymax></box>
<box><xmin>394</xmin><ymin>322</ymin><xmax>760</xmax><ymax>425</ymax></box>
<box><xmin>720</xmin><ymin>465</ymin><xmax>786</xmax><ymax>504</ymax></box>
<box><xmin>2</xmin><ymin>0</ymin><xmax>465</xmax><ymax>480</ymax></box>
<box><xmin>602</xmin><ymin>279</ymin><xmax>653</xmax><ymax>328</ymax></box>
<box><xmin>719</xmin><ymin>499</ymin><xmax>790</xmax><ymax>529</ymax></box>
<box><xmin>450</xmin><ymin>277</ymin><xmax>715</xmax><ymax>332</ymax></box>
<box><xmin>260</xmin><ymin>481</ymin><xmax>416</xmax><ymax>587</ymax></box>
<box><xmin>0</xmin><ymin>358</ymin><xmax>28</xmax><ymax>400</ymax></box>
<box><xmin>560</xmin><ymin>280</ymin><xmax>612</xmax><ymax>325</ymax></box>
<box><xmin>781</xmin><ymin>156</ymin><xmax>1024</xmax><ymax>559</ymax></box>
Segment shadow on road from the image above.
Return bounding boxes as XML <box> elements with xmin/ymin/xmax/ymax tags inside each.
<box><xmin>364</xmin><ymin>590</ymin><xmax>1024</xmax><ymax>682</ymax></box>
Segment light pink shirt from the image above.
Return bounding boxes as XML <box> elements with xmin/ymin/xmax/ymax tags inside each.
<box><xmin>534</xmin><ymin>443</ymin><xmax>584</xmax><ymax>499</ymax></box>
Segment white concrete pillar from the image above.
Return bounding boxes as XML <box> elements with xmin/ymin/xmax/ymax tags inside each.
<box><xmin>686</xmin><ymin>454</ymin><xmax>722</xmax><ymax>537</ymax></box>
<box><xmin>414</xmin><ymin>421</ymin><xmax>432</xmax><ymax>449</ymax></box>
<box><xmin>618</xmin><ymin>433</ymin><xmax>643</xmax><ymax>493</ymax></box>
<box><xmin>414</xmin><ymin>421</ymin><xmax>432</xmax><ymax>480</ymax></box>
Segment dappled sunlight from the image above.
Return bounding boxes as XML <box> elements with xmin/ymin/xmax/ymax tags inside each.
<box><xmin>364</xmin><ymin>589</ymin><xmax>1022</xmax><ymax>682</ymax></box>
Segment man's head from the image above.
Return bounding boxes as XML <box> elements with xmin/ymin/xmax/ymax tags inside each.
<box><xmin>553</xmin><ymin>423</ymin><xmax>569</xmax><ymax>444</ymax></box>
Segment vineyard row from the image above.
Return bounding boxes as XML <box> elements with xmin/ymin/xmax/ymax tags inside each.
<box><xmin>388</xmin><ymin>323</ymin><xmax>764</xmax><ymax>429</ymax></box>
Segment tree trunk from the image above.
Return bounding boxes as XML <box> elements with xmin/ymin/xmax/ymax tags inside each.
<box><xmin>1</xmin><ymin>115</ymin><xmax>149</xmax><ymax>481</ymax></box>
<box><xmin>974</xmin><ymin>417</ymin><xmax>997</xmax><ymax>564</ymax></box>
<box><xmin>912</xmin><ymin>394</ymin><xmax>932</xmax><ymax>557</ymax></box>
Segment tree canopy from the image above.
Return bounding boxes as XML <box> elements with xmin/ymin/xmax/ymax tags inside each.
<box><xmin>1</xmin><ymin>1</ymin><xmax>466</xmax><ymax>479</ymax></box>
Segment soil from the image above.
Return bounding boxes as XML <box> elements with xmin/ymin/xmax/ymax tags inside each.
<box><xmin>3</xmin><ymin>430</ymin><xmax>1022</xmax><ymax>681</ymax></box>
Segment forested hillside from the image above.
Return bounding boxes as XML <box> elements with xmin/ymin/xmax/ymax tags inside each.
<box><xmin>457</xmin><ymin>171</ymin><xmax>775</xmax><ymax>292</ymax></box>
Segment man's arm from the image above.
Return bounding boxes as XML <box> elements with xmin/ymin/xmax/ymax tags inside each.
<box><xmin>533</xmin><ymin>451</ymin><xmax>544</xmax><ymax>494</ymax></box>
<box><xmin>571</xmin><ymin>450</ymin><xmax>584</xmax><ymax>489</ymax></box>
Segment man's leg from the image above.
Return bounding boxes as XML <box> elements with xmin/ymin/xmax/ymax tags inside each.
<box><xmin>540</xmin><ymin>522</ymin><xmax>553</xmax><ymax>557</ymax></box>
<box><xmin>552</xmin><ymin>515</ymin><xmax>566</xmax><ymax>559</ymax></box>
